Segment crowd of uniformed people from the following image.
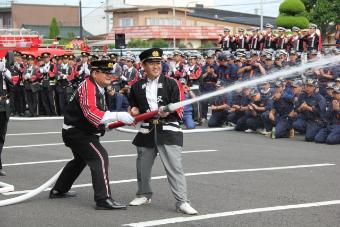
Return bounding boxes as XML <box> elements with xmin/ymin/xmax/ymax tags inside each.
<box><xmin>2</xmin><ymin>22</ymin><xmax>340</xmax><ymax>145</ymax></box>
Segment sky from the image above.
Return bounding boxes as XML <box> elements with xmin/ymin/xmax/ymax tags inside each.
<box><xmin>12</xmin><ymin>0</ymin><xmax>282</xmax><ymax>17</ymax></box>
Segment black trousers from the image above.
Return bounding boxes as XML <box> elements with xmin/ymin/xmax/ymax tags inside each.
<box><xmin>53</xmin><ymin>128</ymin><xmax>112</xmax><ymax>203</ymax></box>
<box><xmin>14</xmin><ymin>84</ymin><xmax>26</xmax><ymax>114</ymax></box>
<box><xmin>57</xmin><ymin>86</ymin><xmax>72</xmax><ymax>115</ymax></box>
<box><xmin>40</xmin><ymin>86</ymin><xmax>57</xmax><ymax>116</ymax></box>
<box><xmin>25</xmin><ymin>89</ymin><xmax>38</xmax><ymax>116</ymax></box>
<box><xmin>0</xmin><ymin>111</ymin><xmax>9</xmax><ymax>169</ymax></box>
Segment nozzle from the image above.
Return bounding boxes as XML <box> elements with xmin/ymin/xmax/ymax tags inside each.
<box><xmin>159</xmin><ymin>104</ymin><xmax>172</xmax><ymax>113</ymax></box>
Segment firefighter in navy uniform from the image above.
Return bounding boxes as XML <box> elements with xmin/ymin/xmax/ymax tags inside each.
<box><xmin>50</xmin><ymin>60</ymin><xmax>134</xmax><ymax>210</ymax></box>
<box><xmin>0</xmin><ymin>60</ymin><xmax>12</xmax><ymax>176</ymax></box>
<box><xmin>128</xmin><ymin>48</ymin><xmax>198</xmax><ymax>215</ymax></box>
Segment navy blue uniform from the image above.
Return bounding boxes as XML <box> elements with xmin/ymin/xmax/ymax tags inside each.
<box><xmin>292</xmin><ymin>92</ymin><xmax>326</xmax><ymax>141</ymax></box>
<box><xmin>272</xmin><ymin>90</ymin><xmax>295</xmax><ymax>138</ymax></box>
<box><xmin>208</xmin><ymin>94</ymin><xmax>230</xmax><ymax>127</ymax></box>
<box><xmin>314</xmin><ymin>98</ymin><xmax>340</xmax><ymax>144</ymax></box>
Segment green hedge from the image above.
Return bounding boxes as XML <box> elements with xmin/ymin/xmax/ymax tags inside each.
<box><xmin>276</xmin><ymin>15</ymin><xmax>309</xmax><ymax>29</ymax></box>
<box><xmin>279</xmin><ymin>0</ymin><xmax>306</xmax><ymax>15</ymax></box>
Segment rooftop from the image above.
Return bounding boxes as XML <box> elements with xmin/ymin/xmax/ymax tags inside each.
<box><xmin>107</xmin><ymin>6</ymin><xmax>276</xmax><ymax>28</ymax></box>
<box><xmin>187</xmin><ymin>7</ymin><xmax>276</xmax><ymax>27</ymax></box>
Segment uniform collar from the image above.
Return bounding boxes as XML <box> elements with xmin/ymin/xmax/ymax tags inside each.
<box><xmin>95</xmin><ymin>82</ymin><xmax>105</xmax><ymax>95</ymax></box>
<box><xmin>147</xmin><ymin>75</ymin><xmax>160</xmax><ymax>83</ymax></box>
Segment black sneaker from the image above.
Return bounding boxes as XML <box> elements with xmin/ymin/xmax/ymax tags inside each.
<box><xmin>96</xmin><ymin>198</ymin><xmax>127</xmax><ymax>210</ymax></box>
<box><xmin>49</xmin><ymin>189</ymin><xmax>77</xmax><ymax>199</ymax></box>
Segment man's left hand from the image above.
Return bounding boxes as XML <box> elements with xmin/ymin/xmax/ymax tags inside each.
<box><xmin>158</xmin><ymin>106</ymin><xmax>170</xmax><ymax>118</ymax></box>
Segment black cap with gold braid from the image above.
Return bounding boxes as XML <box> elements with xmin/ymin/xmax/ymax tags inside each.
<box><xmin>91</xmin><ymin>60</ymin><xmax>115</xmax><ymax>73</ymax></box>
<box><xmin>139</xmin><ymin>48</ymin><xmax>163</xmax><ymax>63</ymax></box>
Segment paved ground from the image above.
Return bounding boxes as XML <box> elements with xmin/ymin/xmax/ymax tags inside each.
<box><xmin>0</xmin><ymin>119</ymin><xmax>339</xmax><ymax>227</ymax></box>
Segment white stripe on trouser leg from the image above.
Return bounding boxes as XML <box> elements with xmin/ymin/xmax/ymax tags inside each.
<box><xmin>90</xmin><ymin>142</ymin><xmax>110</xmax><ymax>198</ymax></box>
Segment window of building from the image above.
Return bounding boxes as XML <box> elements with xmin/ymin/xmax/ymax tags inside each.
<box><xmin>185</xmin><ymin>20</ymin><xmax>195</xmax><ymax>26</ymax></box>
<box><xmin>0</xmin><ymin>17</ymin><xmax>3</xmax><ymax>28</ymax></box>
<box><xmin>146</xmin><ymin>18</ymin><xmax>181</xmax><ymax>26</ymax></box>
<box><xmin>119</xmin><ymin>18</ymin><xmax>133</xmax><ymax>27</ymax></box>
<box><xmin>196</xmin><ymin>21</ymin><xmax>214</xmax><ymax>26</ymax></box>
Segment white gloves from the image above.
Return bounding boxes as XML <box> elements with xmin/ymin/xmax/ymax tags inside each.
<box><xmin>101</xmin><ymin>111</ymin><xmax>135</xmax><ymax>125</ymax></box>
<box><xmin>4</xmin><ymin>69</ymin><xmax>11</xmax><ymax>80</ymax></box>
<box><xmin>0</xmin><ymin>61</ymin><xmax>5</xmax><ymax>72</ymax></box>
<box><xmin>116</xmin><ymin>112</ymin><xmax>135</xmax><ymax>124</ymax></box>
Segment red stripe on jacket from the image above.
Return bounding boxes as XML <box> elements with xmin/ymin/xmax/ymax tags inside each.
<box><xmin>173</xmin><ymin>78</ymin><xmax>184</xmax><ymax>119</ymax></box>
<box><xmin>78</xmin><ymin>79</ymin><xmax>105</xmax><ymax>128</ymax></box>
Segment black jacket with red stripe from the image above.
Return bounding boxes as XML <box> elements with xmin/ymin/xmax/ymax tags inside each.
<box><xmin>129</xmin><ymin>74</ymin><xmax>184</xmax><ymax>148</ymax></box>
<box><xmin>64</xmin><ymin>77</ymin><xmax>107</xmax><ymax>135</ymax></box>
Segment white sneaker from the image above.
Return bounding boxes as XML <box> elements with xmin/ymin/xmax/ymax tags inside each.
<box><xmin>129</xmin><ymin>197</ymin><xmax>151</xmax><ymax>206</ymax></box>
<box><xmin>177</xmin><ymin>202</ymin><xmax>198</xmax><ymax>215</ymax></box>
<box><xmin>245</xmin><ymin>129</ymin><xmax>254</xmax><ymax>133</ymax></box>
<box><xmin>259</xmin><ymin>129</ymin><xmax>270</xmax><ymax>135</ymax></box>
<box><xmin>227</xmin><ymin>122</ymin><xmax>236</xmax><ymax>127</ymax></box>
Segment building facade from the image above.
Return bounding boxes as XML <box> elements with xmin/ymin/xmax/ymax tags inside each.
<box><xmin>106</xmin><ymin>6</ymin><xmax>276</xmax><ymax>48</ymax></box>
<box><xmin>0</xmin><ymin>3</ymin><xmax>90</xmax><ymax>38</ymax></box>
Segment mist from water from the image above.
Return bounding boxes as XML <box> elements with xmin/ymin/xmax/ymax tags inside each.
<box><xmin>168</xmin><ymin>55</ymin><xmax>340</xmax><ymax>111</ymax></box>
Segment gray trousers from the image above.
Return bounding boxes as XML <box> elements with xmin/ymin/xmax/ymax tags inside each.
<box><xmin>136</xmin><ymin>145</ymin><xmax>188</xmax><ymax>207</ymax></box>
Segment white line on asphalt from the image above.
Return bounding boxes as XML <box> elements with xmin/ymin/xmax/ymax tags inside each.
<box><xmin>10</xmin><ymin>116</ymin><xmax>63</xmax><ymax>121</ymax></box>
<box><xmin>7</xmin><ymin>132</ymin><xmax>61</xmax><ymax>136</ymax></box>
<box><xmin>123</xmin><ymin>200</ymin><xmax>340</xmax><ymax>227</ymax></box>
<box><xmin>3</xmin><ymin>150</ymin><xmax>218</xmax><ymax>167</ymax></box>
<box><xmin>2</xmin><ymin>163</ymin><xmax>334</xmax><ymax>196</ymax></box>
<box><xmin>3</xmin><ymin>140</ymin><xmax>132</xmax><ymax>149</ymax></box>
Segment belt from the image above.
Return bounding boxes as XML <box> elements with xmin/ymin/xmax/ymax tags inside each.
<box><xmin>62</xmin><ymin>123</ymin><xmax>102</xmax><ymax>136</ymax></box>
<box><xmin>146</xmin><ymin>119</ymin><xmax>179</xmax><ymax>125</ymax></box>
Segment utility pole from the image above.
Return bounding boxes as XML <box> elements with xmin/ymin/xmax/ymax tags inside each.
<box><xmin>79</xmin><ymin>0</ymin><xmax>83</xmax><ymax>39</ymax></box>
<box><xmin>106</xmin><ymin>0</ymin><xmax>109</xmax><ymax>34</ymax></box>
<box><xmin>260</xmin><ymin>0</ymin><xmax>263</xmax><ymax>30</ymax></box>
<box><xmin>172</xmin><ymin>0</ymin><xmax>176</xmax><ymax>48</ymax></box>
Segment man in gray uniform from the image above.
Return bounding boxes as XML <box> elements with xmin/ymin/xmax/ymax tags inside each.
<box><xmin>128</xmin><ymin>48</ymin><xmax>198</xmax><ymax>215</ymax></box>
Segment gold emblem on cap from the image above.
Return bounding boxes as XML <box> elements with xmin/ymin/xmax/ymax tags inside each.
<box><xmin>108</xmin><ymin>63</ymin><xmax>113</xmax><ymax>68</ymax></box>
<box><xmin>152</xmin><ymin>51</ymin><xmax>159</xmax><ymax>57</ymax></box>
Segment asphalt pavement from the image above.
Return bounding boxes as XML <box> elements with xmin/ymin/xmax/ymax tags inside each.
<box><xmin>0</xmin><ymin>119</ymin><xmax>339</xmax><ymax>227</ymax></box>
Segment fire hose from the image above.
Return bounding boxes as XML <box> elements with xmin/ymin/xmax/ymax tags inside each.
<box><xmin>0</xmin><ymin>110</ymin><xmax>161</xmax><ymax>207</ymax></box>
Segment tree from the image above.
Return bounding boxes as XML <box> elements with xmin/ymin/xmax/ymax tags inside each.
<box><xmin>276</xmin><ymin>0</ymin><xmax>309</xmax><ymax>29</ymax></box>
<box><xmin>127</xmin><ymin>38</ymin><xmax>150</xmax><ymax>48</ymax></box>
<box><xmin>302</xmin><ymin>0</ymin><xmax>339</xmax><ymax>40</ymax></box>
<box><xmin>151</xmin><ymin>39</ymin><xmax>169</xmax><ymax>48</ymax></box>
<box><xmin>49</xmin><ymin>17</ymin><xmax>60</xmax><ymax>39</ymax></box>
